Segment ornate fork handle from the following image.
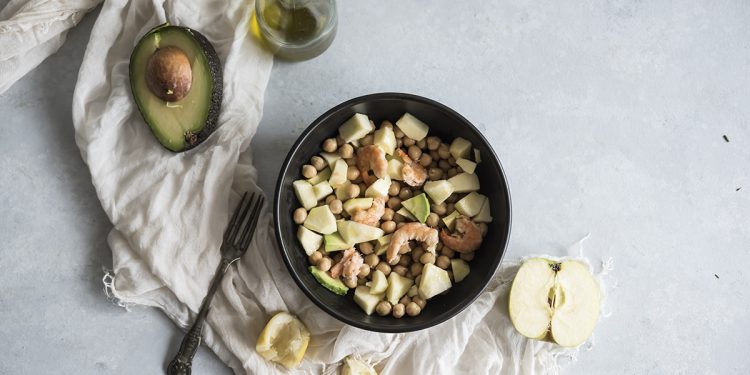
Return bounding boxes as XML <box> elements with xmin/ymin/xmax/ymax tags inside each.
<box><xmin>167</xmin><ymin>258</ymin><xmax>232</xmax><ymax>375</ymax></box>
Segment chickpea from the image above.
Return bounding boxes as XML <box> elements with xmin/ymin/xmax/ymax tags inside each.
<box><xmin>414</xmin><ymin>275</ymin><xmax>422</xmax><ymax>285</ymax></box>
<box><xmin>429</xmin><ymin>161</ymin><xmax>438</xmax><ymax>169</ymax></box>
<box><xmin>396</xmin><ymin>138</ymin><xmax>403</xmax><ymax>148</ymax></box>
<box><xmin>336</xmin><ymin>136</ymin><xmax>345</xmax><ymax>146</ymax></box>
<box><xmin>441</xmin><ymin>246</ymin><xmax>455</xmax><ymax>258</ymax></box>
<box><xmin>405</xmin><ymin>270</ymin><xmax>414</xmax><ymax>279</ymax></box>
<box><xmin>394</xmin><ymin>128</ymin><xmax>405</xmax><ymax>139</ymax></box>
<box><xmin>403</xmin><ymin>137</ymin><xmax>416</xmax><ymax>147</ymax></box>
<box><xmin>387</xmin><ymin>197</ymin><xmax>402</xmax><ymax>210</ymax></box>
<box><xmin>310</xmin><ymin>155</ymin><xmax>326</xmax><ymax>170</ymax></box>
<box><xmin>438</xmin><ymin>144</ymin><xmax>451</xmax><ymax>159</ymax></box>
<box><xmin>438</xmin><ymin>160</ymin><xmax>451</xmax><ymax>171</ymax></box>
<box><xmin>419</xmin><ymin>154</ymin><xmax>433</xmax><ymax>167</ymax></box>
<box><xmin>376</xmin><ymin>301</ymin><xmax>392</xmax><ymax>316</ymax></box>
<box><xmin>322</xmin><ymin>138</ymin><xmax>338</xmax><ymax>152</ymax></box>
<box><xmin>376</xmin><ymin>262</ymin><xmax>392</xmax><ymax>276</ymax></box>
<box><xmin>328</xmin><ymin>199</ymin><xmax>343</xmax><ymax>214</ymax></box>
<box><xmin>388</xmin><ymin>181</ymin><xmax>401</xmax><ymax>196</ymax></box>
<box><xmin>410</xmin><ymin>262</ymin><xmax>423</xmax><ymax>276</ymax></box>
<box><xmin>399</xmin><ymin>295</ymin><xmax>411</xmax><ymax>305</ymax></box>
<box><xmin>398</xmin><ymin>255</ymin><xmax>411</xmax><ymax>267</ymax></box>
<box><xmin>426</xmin><ymin>136</ymin><xmax>441</xmax><ymax>150</ymax></box>
<box><xmin>343</xmin><ymin>277</ymin><xmax>358</xmax><ymax>289</ymax></box>
<box><xmin>325</xmin><ymin>194</ymin><xmax>336</xmax><ymax>205</ymax></box>
<box><xmin>406</xmin><ymin>302</ymin><xmax>421</xmax><ymax>317</ymax></box>
<box><xmin>392</xmin><ymin>303</ymin><xmax>405</xmax><ymax>318</ymax></box>
<box><xmin>429</xmin><ymin>150</ymin><xmax>440</xmax><ymax>161</ymax></box>
<box><xmin>365</xmin><ymin>253</ymin><xmax>380</xmax><ymax>267</ymax></box>
<box><xmin>381</xmin><ymin>220</ymin><xmax>396</xmax><ymax>233</ymax></box>
<box><xmin>293</xmin><ymin>207</ymin><xmax>307</xmax><ymax>224</ymax></box>
<box><xmin>426</xmin><ymin>213</ymin><xmax>440</xmax><ymax>228</ymax></box>
<box><xmin>456</xmin><ymin>166</ymin><xmax>463</xmax><ymax>174</ymax></box>
<box><xmin>381</xmin><ymin>121</ymin><xmax>394</xmax><ymax>130</ymax></box>
<box><xmin>382</xmin><ymin>208</ymin><xmax>394</xmax><ymax>221</ymax></box>
<box><xmin>359</xmin><ymin>242</ymin><xmax>374</xmax><ymax>255</ymax></box>
<box><xmin>431</xmin><ymin>203</ymin><xmax>447</xmax><ymax>216</ymax></box>
<box><xmin>345</xmin><ymin>157</ymin><xmax>357</xmax><ymax>166</ymax></box>
<box><xmin>358</xmin><ymin>264</ymin><xmax>371</xmax><ymax>278</ymax></box>
<box><xmin>428</xmin><ymin>168</ymin><xmax>443</xmax><ymax>181</ymax></box>
<box><xmin>478</xmin><ymin>222</ymin><xmax>488</xmax><ymax>237</ymax></box>
<box><xmin>347</xmin><ymin>166</ymin><xmax>360</xmax><ymax>181</ymax></box>
<box><xmin>416</xmin><ymin>138</ymin><xmax>427</xmax><ymax>149</ymax></box>
<box><xmin>460</xmin><ymin>252</ymin><xmax>475</xmax><ymax>261</ymax></box>
<box><xmin>339</xmin><ymin>144</ymin><xmax>354</xmax><ymax>159</ymax></box>
<box><xmin>436</xmin><ymin>255</ymin><xmax>451</xmax><ymax>269</ymax></box>
<box><xmin>345</xmin><ymin>184</ymin><xmax>360</xmax><ymax>200</ymax></box>
<box><xmin>407</xmin><ymin>145</ymin><xmax>422</xmax><ymax>161</ymax></box>
<box><xmin>407</xmin><ymin>285</ymin><xmax>419</xmax><ymax>297</ymax></box>
<box><xmin>447</xmin><ymin>168</ymin><xmax>458</xmax><ymax>178</ymax></box>
<box><xmin>398</xmin><ymin>187</ymin><xmax>413</xmax><ymax>200</ymax></box>
<box><xmin>302</xmin><ymin>164</ymin><xmax>317</xmax><ymax>179</ymax></box>
<box><xmin>411</xmin><ymin>247</ymin><xmax>425</xmax><ymax>262</ymax></box>
<box><xmin>308</xmin><ymin>251</ymin><xmax>323</xmax><ymax>265</ymax></box>
<box><xmin>361</xmin><ymin>134</ymin><xmax>374</xmax><ymax>146</ymax></box>
<box><xmin>448</xmin><ymin>156</ymin><xmax>457</xmax><ymax>166</ymax></box>
<box><xmin>392</xmin><ymin>213</ymin><xmax>405</xmax><ymax>223</ymax></box>
<box><xmin>412</xmin><ymin>295</ymin><xmax>427</xmax><ymax>309</ymax></box>
<box><xmin>419</xmin><ymin>252</ymin><xmax>436</xmax><ymax>265</ymax></box>
<box><xmin>393</xmin><ymin>265</ymin><xmax>407</xmax><ymax>276</ymax></box>
<box><xmin>317</xmin><ymin>257</ymin><xmax>332</xmax><ymax>272</ymax></box>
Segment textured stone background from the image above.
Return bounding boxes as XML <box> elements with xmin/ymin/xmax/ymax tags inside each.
<box><xmin>1</xmin><ymin>1</ymin><xmax>748</xmax><ymax>373</ymax></box>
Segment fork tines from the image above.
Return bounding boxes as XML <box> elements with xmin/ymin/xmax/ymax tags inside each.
<box><xmin>224</xmin><ymin>192</ymin><xmax>265</xmax><ymax>250</ymax></box>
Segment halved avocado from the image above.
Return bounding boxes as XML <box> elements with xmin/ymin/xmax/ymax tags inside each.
<box><xmin>129</xmin><ymin>23</ymin><xmax>222</xmax><ymax>152</ymax></box>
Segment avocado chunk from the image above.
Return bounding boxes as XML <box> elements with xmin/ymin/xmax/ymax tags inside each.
<box><xmin>309</xmin><ymin>266</ymin><xmax>349</xmax><ymax>295</ymax></box>
<box><xmin>129</xmin><ymin>23</ymin><xmax>222</xmax><ymax>152</ymax></box>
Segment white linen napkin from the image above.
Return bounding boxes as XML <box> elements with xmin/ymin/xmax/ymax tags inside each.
<box><xmin>0</xmin><ymin>0</ymin><xmax>603</xmax><ymax>372</ymax></box>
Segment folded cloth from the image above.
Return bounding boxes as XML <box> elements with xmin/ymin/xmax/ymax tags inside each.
<box><xmin>69</xmin><ymin>0</ymin><xmax>586</xmax><ymax>374</ymax></box>
<box><xmin>0</xmin><ymin>0</ymin><xmax>101</xmax><ymax>94</ymax></box>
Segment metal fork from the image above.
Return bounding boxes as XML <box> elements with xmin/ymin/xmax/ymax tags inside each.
<box><xmin>167</xmin><ymin>192</ymin><xmax>265</xmax><ymax>375</ymax></box>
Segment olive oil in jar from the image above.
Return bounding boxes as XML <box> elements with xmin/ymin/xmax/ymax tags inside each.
<box><xmin>253</xmin><ymin>0</ymin><xmax>337</xmax><ymax>61</ymax></box>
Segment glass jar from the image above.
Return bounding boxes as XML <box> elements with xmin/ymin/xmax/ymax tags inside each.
<box><xmin>253</xmin><ymin>0</ymin><xmax>337</xmax><ymax>61</ymax></box>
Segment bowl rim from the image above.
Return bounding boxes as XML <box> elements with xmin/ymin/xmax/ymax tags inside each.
<box><xmin>273</xmin><ymin>92</ymin><xmax>512</xmax><ymax>333</ymax></box>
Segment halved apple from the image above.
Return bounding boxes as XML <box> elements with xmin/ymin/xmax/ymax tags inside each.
<box><xmin>509</xmin><ymin>258</ymin><xmax>601</xmax><ymax>347</ymax></box>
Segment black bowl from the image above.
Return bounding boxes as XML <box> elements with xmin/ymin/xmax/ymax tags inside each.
<box><xmin>273</xmin><ymin>93</ymin><xmax>511</xmax><ymax>333</ymax></box>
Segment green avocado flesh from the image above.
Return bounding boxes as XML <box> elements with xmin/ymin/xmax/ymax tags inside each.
<box><xmin>129</xmin><ymin>24</ymin><xmax>222</xmax><ymax>152</ymax></box>
<box><xmin>309</xmin><ymin>266</ymin><xmax>349</xmax><ymax>295</ymax></box>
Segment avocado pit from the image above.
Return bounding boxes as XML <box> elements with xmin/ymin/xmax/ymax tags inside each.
<box><xmin>146</xmin><ymin>46</ymin><xmax>192</xmax><ymax>102</ymax></box>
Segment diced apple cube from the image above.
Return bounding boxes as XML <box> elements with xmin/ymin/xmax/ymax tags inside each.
<box><xmin>448</xmin><ymin>173</ymin><xmax>480</xmax><ymax>193</ymax></box>
<box><xmin>313</xmin><ymin>181</ymin><xmax>333</xmax><ymax>201</ymax></box>
<box><xmin>339</xmin><ymin>114</ymin><xmax>375</xmax><ymax>143</ymax></box>
<box><xmin>395</xmin><ymin>113</ymin><xmax>429</xmax><ymax>141</ymax></box>
<box><xmin>419</xmin><ymin>263</ymin><xmax>452</xmax><ymax>299</ymax></box>
<box><xmin>334</xmin><ymin>180</ymin><xmax>352</xmax><ymax>201</ymax></box>
<box><xmin>343</xmin><ymin>198</ymin><xmax>374</xmax><ymax>215</ymax></box>
<box><xmin>293</xmin><ymin>180</ymin><xmax>317</xmax><ymax>210</ymax></box>
<box><xmin>396</xmin><ymin>207</ymin><xmax>417</xmax><ymax>221</ymax></box>
<box><xmin>297</xmin><ymin>226</ymin><xmax>322</xmax><ymax>255</ymax></box>
<box><xmin>375</xmin><ymin>234</ymin><xmax>392</xmax><ymax>255</ymax></box>
<box><xmin>442</xmin><ymin>210</ymin><xmax>461</xmax><ymax>231</ymax></box>
<box><xmin>474</xmin><ymin>198</ymin><xmax>493</xmax><ymax>223</ymax></box>
<box><xmin>455</xmin><ymin>192</ymin><xmax>486</xmax><ymax>217</ymax></box>
<box><xmin>386</xmin><ymin>272</ymin><xmax>414</xmax><ymax>305</ymax></box>
<box><xmin>451</xmin><ymin>259</ymin><xmax>470</xmax><ymax>283</ymax></box>
<box><xmin>455</xmin><ymin>158</ymin><xmax>476</xmax><ymax>174</ymax></box>
<box><xmin>449</xmin><ymin>137</ymin><xmax>472</xmax><ymax>159</ymax></box>
<box><xmin>366</xmin><ymin>270</ymin><xmax>388</xmax><ymax>294</ymax></box>
<box><xmin>337</xmin><ymin>220</ymin><xmax>384</xmax><ymax>244</ymax></box>
<box><xmin>307</xmin><ymin>167</ymin><xmax>331</xmax><ymax>185</ymax></box>
<box><xmin>304</xmin><ymin>206</ymin><xmax>337</xmax><ymax>234</ymax></box>
<box><xmin>423</xmin><ymin>180</ymin><xmax>454</xmax><ymax>205</ymax></box>
<box><xmin>365</xmin><ymin>176</ymin><xmax>391</xmax><ymax>197</ymax></box>
<box><xmin>319</xmin><ymin>152</ymin><xmax>341</xmax><ymax>167</ymax></box>
<box><xmin>324</xmin><ymin>232</ymin><xmax>351</xmax><ymax>252</ymax></box>
<box><xmin>328</xmin><ymin>159</ymin><xmax>348</xmax><ymax>188</ymax></box>
<box><xmin>373</xmin><ymin>126</ymin><xmax>397</xmax><ymax>156</ymax></box>
<box><xmin>387</xmin><ymin>158</ymin><xmax>404</xmax><ymax>180</ymax></box>
<box><xmin>473</xmin><ymin>148</ymin><xmax>482</xmax><ymax>163</ymax></box>
<box><xmin>354</xmin><ymin>286</ymin><xmax>384</xmax><ymax>315</ymax></box>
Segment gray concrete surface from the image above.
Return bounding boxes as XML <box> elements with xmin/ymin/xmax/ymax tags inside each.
<box><xmin>2</xmin><ymin>0</ymin><xmax>749</xmax><ymax>374</ymax></box>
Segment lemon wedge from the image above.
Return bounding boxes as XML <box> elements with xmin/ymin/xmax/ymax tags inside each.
<box><xmin>256</xmin><ymin>312</ymin><xmax>310</xmax><ymax>369</ymax></box>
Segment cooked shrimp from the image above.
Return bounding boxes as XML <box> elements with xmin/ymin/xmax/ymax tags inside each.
<box><xmin>330</xmin><ymin>248</ymin><xmax>364</xmax><ymax>280</ymax></box>
<box><xmin>352</xmin><ymin>196</ymin><xmax>387</xmax><ymax>227</ymax></box>
<box><xmin>386</xmin><ymin>223</ymin><xmax>438</xmax><ymax>265</ymax></box>
<box><xmin>397</xmin><ymin>149</ymin><xmax>427</xmax><ymax>187</ymax></box>
<box><xmin>357</xmin><ymin>145</ymin><xmax>388</xmax><ymax>185</ymax></box>
<box><xmin>439</xmin><ymin>215</ymin><xmax>482</xmax><ymax>253</ymax></box>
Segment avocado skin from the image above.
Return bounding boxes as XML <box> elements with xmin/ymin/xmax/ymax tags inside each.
<box><xmin>129</xmin><ymin>23</ymin><xmax>223</xmax><ymax>152</ymax></box>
